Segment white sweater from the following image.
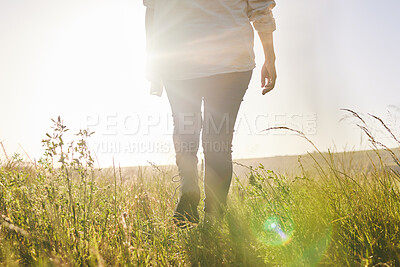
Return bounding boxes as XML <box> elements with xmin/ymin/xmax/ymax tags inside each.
<box><xmin>143</xmin><ymin>0</ymin><xmax>276</xmax><ymax>94</ymax></box>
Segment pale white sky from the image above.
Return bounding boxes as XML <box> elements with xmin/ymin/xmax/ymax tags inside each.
<box><xmin>1</xmin><ymin>0</ymin><xmax>399</xmax><ymax>167</ymax></box>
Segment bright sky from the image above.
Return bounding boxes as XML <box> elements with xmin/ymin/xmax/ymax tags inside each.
<box><xmin>1</xmin><ymin>0</ymin><xmax>399</xmax><ymax>167</ymax></box>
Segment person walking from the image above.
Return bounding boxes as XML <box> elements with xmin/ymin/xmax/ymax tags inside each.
<box><xmin>143</xmin><ymin>0</ymin><xmax>277</xmax><ymax>226</ymax></box>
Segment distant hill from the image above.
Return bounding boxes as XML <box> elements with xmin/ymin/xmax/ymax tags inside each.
<box><xmin>232</xmin><ymin>148</ymin><xmax>400</xmax><ymax>178</ymax></box>
<box><xmin>120</xmin><ymin>148</ymin><xmax>400</xmax><ymax>181</ymax></box>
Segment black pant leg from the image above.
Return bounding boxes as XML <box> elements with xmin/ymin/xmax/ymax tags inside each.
<box><xmin>164</xmin><ymin>80</ymin><xmax>203</xmax><ymax>196</ymax></box>
<box><xmin>201</xmin><ymin>71</ymin><xmax>252</xmax><ymax>213</ymax></box>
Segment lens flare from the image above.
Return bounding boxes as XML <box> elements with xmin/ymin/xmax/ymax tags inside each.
<box><xmin>263</xmin><ymin>216</ymin><xmax>294</xmax><ymax>246</ymax></box>
<box><xmin>266</xmin><ymin>221</ymin><xmax>287</xmax><ymax>240</ymax></box>
<box><xmin>252</xmin><ymin>213</ymin><xmax>295</xmax><ymax>247</ymax></box>
<box><xmin>250</xmin><ymin>208</ymin><xmax>332</xmax><ymax>266</ymax></box>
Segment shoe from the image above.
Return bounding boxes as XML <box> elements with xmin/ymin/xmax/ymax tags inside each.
<box><xmin>173</xmin><ymin>192</ymin><xmax>200</xmax><ymax>228</ymax></box>
<box><xmin>203</xmin><ymin>209</ymin><xmax>225</xmax><ymax>225</ymax></box>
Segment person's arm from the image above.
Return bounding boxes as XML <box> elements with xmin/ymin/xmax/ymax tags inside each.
<box><xmin>247</xmin><ymin>0</ymin><xmax>277</xmax><ymax>95</ymax></box>
<box><xmin>144</xmin><ymin>1</ymin><xmax>163</xmax><ymax>96</ymax></box>
<box><xmin>258</xmin><ymin>32</ymin><xmax>276</xmax><ymax>95</ymax></box>
<box><xmin>145</xmin><ymin>5</ymin><xmax>154</xmax><ymax>41</ymax></box>
<box><xmin>144</xmin><ymin>0</ymin><xmax>155</xmax><ymax>52</ymax></box>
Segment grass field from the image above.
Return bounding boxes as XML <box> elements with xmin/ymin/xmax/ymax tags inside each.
<box><xmin>1</xmin><ymin>111</ymin><xmax>400</xmax><ymax>266</ymax></box>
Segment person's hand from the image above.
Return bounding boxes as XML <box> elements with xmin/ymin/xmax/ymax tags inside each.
<box><xmin>261</xmin><ymin>58</ymin><xmax>277</xmax><ymax>95</ymax></box>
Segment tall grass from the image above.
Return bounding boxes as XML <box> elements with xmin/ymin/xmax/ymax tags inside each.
<box><xmin>1</xmin><ymin>110</ymin><xmax>400</xmax><ymax>266</ymax></box>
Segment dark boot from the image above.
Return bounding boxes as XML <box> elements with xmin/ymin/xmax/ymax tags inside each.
<box><xmin>173</xmin><ymin>152</ymin><xmax>201</xmax><ymax>228</ymax></box>
<box><xmin>173</xmin><ymin>192</ymin><xmax>200</xmax><ymax>228</ymax></box>
<box><xmin>202</xmin><ymin>153</ymin><xmax>231</xmax><ymax>216</ymax></box>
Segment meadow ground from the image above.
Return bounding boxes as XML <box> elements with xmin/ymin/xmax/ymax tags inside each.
<box><xmin>1</xmin><ymin>112</ymin><xmax>400</xmax><ymax>266</ymax></box>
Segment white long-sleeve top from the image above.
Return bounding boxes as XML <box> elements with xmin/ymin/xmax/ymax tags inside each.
<box><xmin>143</xmin><ymin>0</ymin><xmax>276</xmax><ymax>82</ymax></box>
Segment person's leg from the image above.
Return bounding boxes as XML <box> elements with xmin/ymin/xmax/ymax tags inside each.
<box><xmin>201</xmin><ymin>71</ymin><xmax>252</xmax><ymax>215</ymax></box>
<box><xmin>163</xmin><ymin>79</ymin><xmax>203</xmax><ymax>225</ymax></box>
